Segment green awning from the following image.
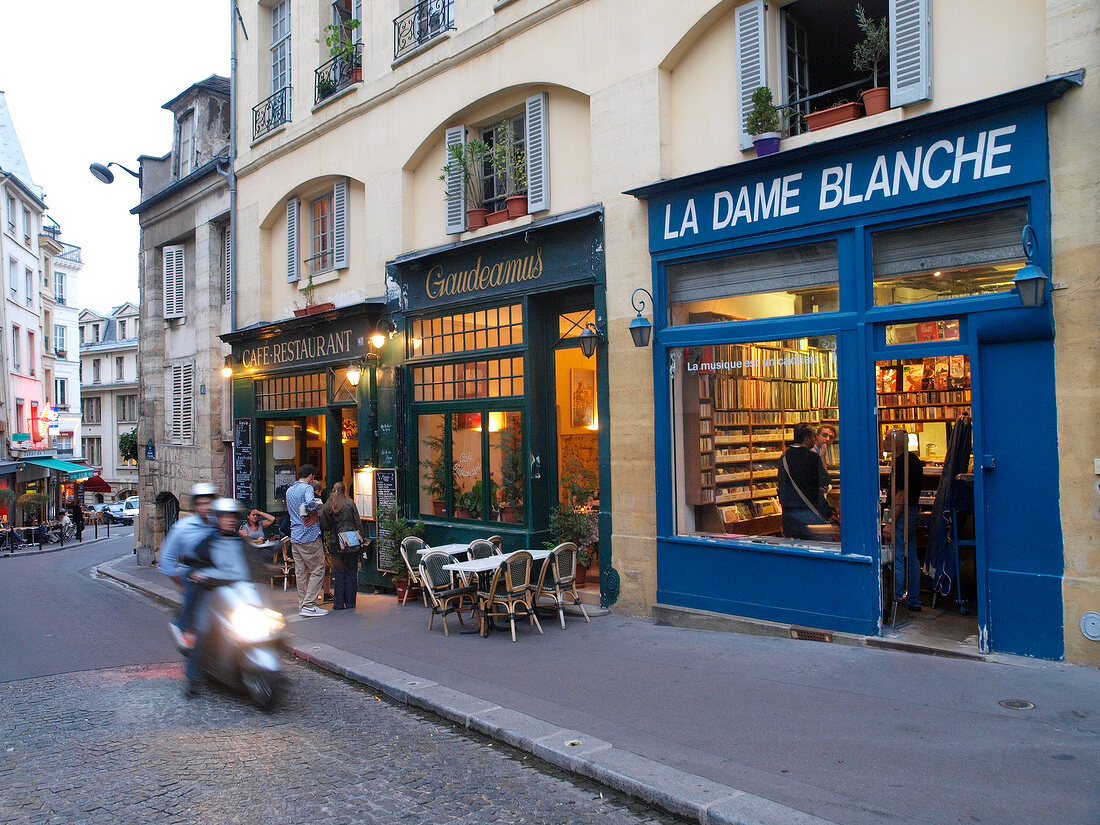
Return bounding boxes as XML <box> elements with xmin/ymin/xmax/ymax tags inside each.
<box><xmin>22</xmin><ymin>457</ymin><xmax>95</xmax><ymax>480</ymax></box>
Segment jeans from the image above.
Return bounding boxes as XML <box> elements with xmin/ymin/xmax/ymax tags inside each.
<box><xmin>893</xmin><ymin>508</ymin><xmax>922</xmax><ymax>607</ymax></box>
<box><xmin>331</xmin><ymin>551</ymin><xmax>360</xmax><ymax>608</ymax></box>
<box><xmin>185</xmin><ymin>589</ymin><xmax>210</xmax><ymax>684</ymax></box>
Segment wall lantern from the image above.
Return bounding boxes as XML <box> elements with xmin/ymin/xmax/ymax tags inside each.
<box><xmin>629</xmin><ymin>287</ymin><xmax>655</xmax><ymax>348</ymax></box>
<box><xmin>221</xmin><ymin>354</ymin><xmax>239</xmax><ymax>378</ymax></box>
<box><xmin>345</xmin><ymin>356</ymin><xmax>375</xmax><ymax>387</ymax></box>
<box><xmin>1013</xmin><ymin>224</ymin><xmax>1049</xmax><ymax>309</ymax></box>
<box><xmin>89</xmin><ymin>161</ymin><xmax>141</xmax><ymax>186</ymax></box>
<box><xmin>371</xmin><ymin>317</ymin><xmax>397</xmax><ymax>349</ymax></box>
<box><xmin>579</xmin><ymin>323</ymin><xmax>604</xmax><ymax>358</ymax></box>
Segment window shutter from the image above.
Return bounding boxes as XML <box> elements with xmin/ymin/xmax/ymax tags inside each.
<box><xmin>525</xmin><ymin>92</ymin><xmax>550</xmax><ymax>214</ymax></box>
<box><xmin>735</xmin><ymin>0</ymin><xmax>767</xmax><ymax>151</ymax></box>
<box><xmin>181</xmin><ymin>363</ymin><xmax>194</xmax><ymax>443</ymax></box>
<box><xmin>170</xmin><ymin>365</ymin><xmax>182</xmax><ymax>442</ymax></box>
<box><xmin>162</xmin><ymin>245</ymin><xmax>185</xmax><ymax>319</ymax></box>
<box><xmin>286</xmin><ymin>197</ymin><xmax>300</xmax><ymax>282</ymax></box>
<box><xmin>444</xmin><ymin>125</ymin><xmax>466</xmax><ymax>235</ymax></box>
<box><xmin>890</xmin><ymin>0</ymin><xmax>932</xmax><ymax>106</ymax></box>
<box><xmin>333</xmin><ymin>178</ymin><xmax>349</xmax><ymax>269</ymax></box>
<box><xmin>223</xmin><ymin>225</ymin><xmax>232</xmax><ymax>303</ymax></box>
<box><xmin>353</xmin><ymin>0</ymin><xmax>363</xmax><ymax>43</ymax></box>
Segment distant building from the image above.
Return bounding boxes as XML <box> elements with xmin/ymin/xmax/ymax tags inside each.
<box><xmin>132</xmin><ymin>75</ymin><xmax>232</xmax><ymax>564</ymax></box>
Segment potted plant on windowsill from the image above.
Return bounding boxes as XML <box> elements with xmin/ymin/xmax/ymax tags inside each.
<box><xmin>322</xmin><ymin>20</ymin><xmax>362</xmax><ymax>84</ymax></box>
<box><xmin>440</xmin><ymin>139</ymin><xmax>490</xmax><ymax>230</ymax></box>
<box><xmin>805</xmin><ymin>96</ymin><xmax>864</xmax><ymax>132</ymax></box>
<box><xmin>492</xmin><ymin>123</ymin><xmax>529</xmax><ymax>219</ymax></box>
<box><xmin>292</xmin><ymin>272</ymin><xmax>335</xmax><ymax>317</ymax></box>
<box><xmin>853</xmin><ymin>4</ymin><xmax>890</xmax><ymax>115</ymax></box>
<box><xmin>745</xmin><ymin>86</ymin><xmax>783</xmax><ymax>157</ymax></box>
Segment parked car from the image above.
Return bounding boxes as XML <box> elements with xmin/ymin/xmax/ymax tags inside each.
<box><xmin>105</xmin><ymin>497</ymin><xmax>139</xmax><ymax>525</ymax></box>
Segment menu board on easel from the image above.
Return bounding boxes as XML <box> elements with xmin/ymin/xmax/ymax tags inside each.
<box><xmin>374</xmin><ymin>468</ymin><xmax>399</xmax><ymax>573</ymax></box>
<box><xmin>233</xmin><ymin>419</ymin><xmax>253</xmax><ymax>502</ymax></box>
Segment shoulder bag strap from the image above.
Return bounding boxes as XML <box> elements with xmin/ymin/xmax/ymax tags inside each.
<box><xmin>782</xmin><ymin>452</ymin><xmax>827</xmax><ymax>522</ymax></box>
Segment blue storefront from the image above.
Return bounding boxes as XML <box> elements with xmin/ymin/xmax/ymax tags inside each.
<box><xmin>629</xmin><ymin>77</ymin><xmax>1079</xmax><ymax>660</ymax></box>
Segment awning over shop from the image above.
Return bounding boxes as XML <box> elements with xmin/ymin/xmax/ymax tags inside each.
<box><xmin>0</xmin><ymin>460</ymin><xmax>24</xmax><ymax>475</ymax></box>
<box><xmin>22</xmin><ymin>457</ymin><xmax>95</xmax><ymax>480</ymax></box>
<box><xmin>83</xmin><ymin>474</ymin><xmax>112</xmax><ymax>493</ymax></box>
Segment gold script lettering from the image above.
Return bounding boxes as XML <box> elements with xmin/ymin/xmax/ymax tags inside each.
<box><xmin>423</xmin><ymin>248</ymin><xmax>543</xmax><ymax>301</ymax></box>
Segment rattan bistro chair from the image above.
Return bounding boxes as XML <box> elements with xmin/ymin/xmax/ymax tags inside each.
<box><xmin>419</xmin><ymin>550</ymin><xmax>477</xmax><ymax>636</ymax></box>
<box><xmin>270</xmin><ymin>537</ymin><xmax>295</xmax><ymax>591</ymax></box>
<box><xmin>533</xmin><ymin>542</ymin><xmax>590</xmax><ymax>629</ymax></box>
<box><xmin>480</xmin><ymin>550</ymin><xmax>543</xmax><ymax>642</ymax></box>
<box><xmin>467</xmin><ymin>538</ymin><xmax>497</xmax><ymax>560</ymax></box>
<box><xmin>486</xmin><ymin>535</ymin><xmax>504</xmax><ymax>554</ymax></box>
<box><xmin>399</xmin><ymin>536</ymin><xmax>429</xmax><ymax>606</ymax></box>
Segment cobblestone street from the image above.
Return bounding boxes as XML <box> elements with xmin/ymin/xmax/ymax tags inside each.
<box><xmin>0</xmin><ymin>659</ymin><xmax>681</xmax><ymax>825</ymax></box>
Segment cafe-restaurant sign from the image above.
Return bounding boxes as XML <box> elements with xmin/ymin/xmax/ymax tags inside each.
<box><xmin>397</xmin><ymin>212</ymin><xmax>603</xmax><ymax>312</ymax></box>
<box><xmin>237</xmin><ymin>323</ymin><xmax>367</xmax><ymax>371</ymax></box>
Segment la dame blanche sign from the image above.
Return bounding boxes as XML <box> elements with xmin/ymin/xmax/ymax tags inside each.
<box><xmin>647</xmin><ymin>104</ymin><xmax>1049</xmax><ymax>253</ymax></box>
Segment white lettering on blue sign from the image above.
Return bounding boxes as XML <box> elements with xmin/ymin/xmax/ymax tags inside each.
<box><xmin>664</xmin><ymin>199</ymin><xmax>699</xmax><ymax>239</ymax></box>
<box><xmin>712</xmin><ymin>173</ymin><xmax>803</xmax><ymax>231</ymax></box>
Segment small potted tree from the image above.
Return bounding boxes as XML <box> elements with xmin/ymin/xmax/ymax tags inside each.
<box><xmin>853</xmin><ymin>4</ymin><xmax>890</xmax><ymax>115</ymax></box>
<box><xmin>440</xmin><ymin>139</ymin><xmax>490</xmax><ymax>229</ymax></box>
<box><xmin>321</xmin><ymin>19</ymin><xmax>362</xmax><ymax>83</ymax></box>
<box><xmin>498</xmin><ymin>416</ymin><xmax>524</xmax><ymax>523</ymax></box>
<box><xmin>745</xmin><ymin>86</ymin><xmax>783</xmax><ymax>157</ymax></box>
<box><xmin>420</xmin><ymin>426</ymin><xmax>456</xmax><ymax>515</ymax></box>
<box><xmin>547</xmin><ymin>455</ymin><xmax>598</xmax><ymax>585</ymax></box>
<box><xmin>378</xmin><ymin>505</ymin><xmax>425</xmax><ymax>601</ymax></box>
<box><xmin>492</xmin><ymin>123</ymin><xmax>529</xmax><ymax>218</ymax></box>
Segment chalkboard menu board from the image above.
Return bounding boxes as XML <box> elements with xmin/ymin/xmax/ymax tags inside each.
<box><xmin>374</xmin><ymin>468</ymin><xmax>399</xmax><ymax>573</ymax></box>
<box><xmin>233</xmin><ymin>419</ymin><xmax>253</xmax><ymax>502</ymax></box>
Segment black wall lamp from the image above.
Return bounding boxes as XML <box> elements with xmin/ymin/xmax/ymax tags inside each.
<box><xmin>345</xmin><ymin>355</ymin><xmax>377</xmax><ymax>387</ymax></box>
<box><xmin>1013</xmin><ymin>224</ymin><xmax>1049</xmax><ymax>308</ymax></box>
<box><xmin>579</xmin><ymin>322</ymin><xmax>604</xmax><ymax>358</ymax></box>
<box><xmin>629</xmin><ymin>287</ymin><xmax>655</xmax><ymax>348</ymax></box>
<box><xmin>221</xmin><ymin>354</ymin><xmax>239</xmax><ymax>378</ymax></box>
<box><xmin>370</xmin><ymin>316</ymin><xmax>397</xmax><ymax>349</ymax></box>
<box><xmin>89</xmin><ymin>161</ymin><xmax>141</xmax><ymax>186</ymax></box>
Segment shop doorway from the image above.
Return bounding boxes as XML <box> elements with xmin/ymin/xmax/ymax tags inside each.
<box><xmin>553</xmin><ymin>310</ymin><xmax>601</xmax><ymax>591</ymax></box>
<box><xmin>263</xmin><ymin>415</ymin><xmax>328</xmax><ymax>514</ymax></box>
<box><xmin>875</xmin><ymin>345</ymin><xmax>979</xmax><ymax>653</ymax></box>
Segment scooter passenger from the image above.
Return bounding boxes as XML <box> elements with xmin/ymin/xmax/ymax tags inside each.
<box><xmin>179</xmin><ymin>497</ymin><xmax>252</xmax><ymax>698</ymax></box>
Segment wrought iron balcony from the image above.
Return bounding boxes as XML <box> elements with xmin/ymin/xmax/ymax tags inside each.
<box><xmin>315</xmin><ymin>45</ymin><xmax>363</xmax><ymax>105</ymax></box>
<box><xmin>252</xmin><ymin>87</ymin><xmax>292</xmax><ymax>140</ymax></box>
<box><xmin>394</xmin><ymin>0</ymin><xmax>453</xmax><ymax>60</ymax></box>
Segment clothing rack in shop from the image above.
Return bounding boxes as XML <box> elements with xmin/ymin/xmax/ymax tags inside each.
<box><xmin>928</xmin><ymin>414</ymin><xmax>973</xmax><ymax>614</ymax></box>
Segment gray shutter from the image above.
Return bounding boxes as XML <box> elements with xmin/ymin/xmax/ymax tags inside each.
<box><xmin>353</xmin><ymin>0</ymin><xmax>363</xmax><ymax>42</ymax></box>
<box><xmin>163</xmin><ymin>245</ymin><xmax>185</xmax><ymax>319</ymax></box>
<box><xmin>444</xmin><ymin>125</ymin><xmax>466</xmax><ymax>235</ymax></box>
<box><xmin>333</xmin><ymin>178</ymin><xmax>348</xmax><ymax>269</ymax></box>
<box><xmin>223</xmin><ymin>225</ymin><xmax>231</xmax><ymax>303</ymax></box>
<box><xmin>286</xmin><ymin>197</ymin><xmax>300</xmax><ymax>282</ymax></box>
<box><xmin>735</xmin><ymin>0</ymin><xmax>766</xmax><ymax>151</ymax></box>
<box><xmin>525</xmin><ymin>92</ymin><xmax>550</xmax><ymax>213</ymax></box>
<box><xmin>890</xmin><ymin>0</ymin><xmax>932</xmax><ymax>106</ymax></box>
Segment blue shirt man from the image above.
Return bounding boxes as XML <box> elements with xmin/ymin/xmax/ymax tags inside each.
<box><xmin>285</xmin><ymin>464</ymin><xmax>327</xmax><ymax>617</ymax></box>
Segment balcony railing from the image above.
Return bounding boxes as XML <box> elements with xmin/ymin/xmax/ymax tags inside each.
<box><xmin>315</xmin><ymin>45</ymin><xmax>363</xmax><ymax>105</ymax></box>
<box><xmin>252</xmin><ymin>86</ymin><xmax>292</xmax><ymax>140</ymax></box>
<box><xmin>394</xmin><ymin>0</ymin><xmax>453</xmax><ymax>61</ymax></box>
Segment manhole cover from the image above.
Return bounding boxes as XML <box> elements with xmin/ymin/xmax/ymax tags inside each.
<box><xmin>999</xmin><ymin>699</ymin><xmax>1035</xmax><ymax>710</ymax></box>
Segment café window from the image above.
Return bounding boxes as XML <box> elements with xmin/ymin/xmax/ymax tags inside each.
<box><xmin>872</xmin><ymin>205</ymin><xmax>1028</xmax><ymax>305</ymax></box>
<box><xmin>668</xmin><ymin>240</ymin><xmax>839</xmax><ymax>324</ymax></box>
<box><xmin>416</xmin><ymin>410</ymin><xmax>524</xmax><ymax>523</ymax></box>
<box><xmin>671</xmin><ymin>336</ymin><xmax>841</xmax><ymax>545</ymax></box>
<box><xmin>410</xmin><ymin>303</ymin><xmax>523</xmax><ymax>358</ymax></box>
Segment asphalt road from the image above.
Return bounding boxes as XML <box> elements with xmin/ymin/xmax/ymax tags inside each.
<box><xmin>0</xmin><ymin>536</ymin><xmax>679</xmax><ymax>825</ymax></box>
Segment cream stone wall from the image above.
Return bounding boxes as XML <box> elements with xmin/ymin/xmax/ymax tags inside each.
<box><xmin>234</xmin><ymin>0</ymin><xmax>1099</xmax><ymax>661</ymax></box>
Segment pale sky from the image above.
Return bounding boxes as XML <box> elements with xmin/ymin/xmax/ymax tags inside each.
<box><xmin>0</xmin><ymin>0</ymin><xmax>230</xmax><ymax>314</ymax></box>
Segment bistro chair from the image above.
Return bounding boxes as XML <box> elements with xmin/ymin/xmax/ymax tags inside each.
<box><xmin>486</xmin><ymin>535</ymin><xmax>504</xmax><ymax>554</ymax></box>
<box><xmin>399</xmin><ymin>536</ymin><xmax>429</xmax><ymax>606</ymax></box>
<box><xmin>467</xmin><ymin>538</ymin><xmax>497</xmax><ymax>560</ymax></box>
<box><xmin>419</xmin><ymin>550</ymin><xmax>477</xmax><ymax>636</ymax></box>
<box><xmin>533</xmin><ymin>542</ymin><xmax>590</xmax><ymax>629</ymax></box>
<box><xmin>479</xmin><ymin>550</ymin><xmax>543</xmax><ymax>642</ymax></box>
<box><xmin>269</xmin><ymin>537</ymin><xmax>295</xmax><ymax>591</ymax></box>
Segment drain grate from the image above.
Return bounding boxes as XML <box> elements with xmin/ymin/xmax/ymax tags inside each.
<box><xmin>999</xmin><ymin>699</ymin><xmax>1035</xmax><ymax>710</ymax></box>
<box><xmin>790</xmin><ymin>627</ymin><xmax>833</xmax><ymax>643</ymax></box>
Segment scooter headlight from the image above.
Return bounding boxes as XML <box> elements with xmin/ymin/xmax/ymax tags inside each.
<box><xmin>230</xmin><ymin>605</ymin><xmax>285</xmax><ymax>641</ymax></box>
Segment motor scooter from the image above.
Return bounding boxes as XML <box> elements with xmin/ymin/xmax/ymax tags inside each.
<box><xmin>169</xmin><ymin>570</ymin><xmax>286</xmax><ymax>711</ymax></box>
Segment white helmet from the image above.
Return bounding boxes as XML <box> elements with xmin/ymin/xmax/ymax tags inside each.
<box><xmin>190</xmin><ymin>482</ymin><xmax>218</xmax><ymax>501</ymax></box>
<box><xmin>211</xmin><ymin>497</ymin><xmax>244</xmax><ymax>516</ymax></box>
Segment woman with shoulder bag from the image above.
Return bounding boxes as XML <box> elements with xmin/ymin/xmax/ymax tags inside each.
<box><xmin>319</xmin><ymin>482</ymin><xmax>367</xmax><ymax>609</ymax></box>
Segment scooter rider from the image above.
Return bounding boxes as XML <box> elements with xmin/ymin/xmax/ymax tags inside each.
<box><xmin>179</xmin><ymin>498</ymin><xmax>252</xmax><ymax>698</ymax></box>
<box><xmin>158</xmin><ymin>483</ymin><xmax>218</xmax><ymax>645</ymax></box>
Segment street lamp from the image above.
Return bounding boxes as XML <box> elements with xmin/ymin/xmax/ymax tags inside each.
<box><xmin>579</xmin><ymin>322</ymin><xmax>604</xmax><ymax>358</ymax></box>
<box><xmin>89</xmin><ymin>162</ymin><xmax>141</xmax><ymax>186</ymax></box>
<box><xmin>629</xmin><ymin>287</ymin><xmax>655</xmax><ymax>348</ymax></box>
<box><xmin>1013</xmin><ymin>224</ymin><xmax>1049</xmax><ymax>309</ymax></box>
<box><xmin>371</xmin><ymin>317</ymin><xmax>397</xmax><ymax>349</ymax></box>
<box><xmin>221</xmin><ymin>355</ymin><xmax>239</xmax><ymax>378</ymax></box>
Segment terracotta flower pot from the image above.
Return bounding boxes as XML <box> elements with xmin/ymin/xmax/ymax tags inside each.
<box><xmin>805</xmin><ymin>101</ymin><xmax>864</xmax><ymax>132</ymax></box>
<box><xmin>861</xmin><ymin>86</ymin><xmax>890</xmax><ymax>116</ymax></box>
<box><xmin>466</xmin><ymin>208</ymin><xmax>489</xmax><ymax>230</ymax></box>
<box><xmin>293</xmin><ymin>301</ymin><xmax>336</xmax><ymax>317</ymax></box>
<box><xmin>485</xmin><ymin>208</ymin><xmax>509</xmax><ymax>225</ymax></box>
<box><xmin>432</xmin><ymin>500</ymin><xmax>446</xmax><ymax>516</ymax></box>
<box><xmin>575</xmin><ymin>563</ymin><xmax>587</xmax><ymax>587</ymax></box>
<box><xmin>505</xmin><ymin>195</ymin><xmax>528</xmax><ymax>219</ymax></box>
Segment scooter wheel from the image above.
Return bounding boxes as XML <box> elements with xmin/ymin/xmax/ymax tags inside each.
<box><xmin>243</xmin><ymin>671</ymin><xmax>280</xmax><ymax>712</ymax></box>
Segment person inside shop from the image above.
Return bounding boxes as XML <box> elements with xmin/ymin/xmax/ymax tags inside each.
<box><xmin>157</xmin><ymin>483</ymin><xmax>219</xmax><ymax>645</ymax></box>
<box><xmin>318</xmin><ymin>482</ymin><xmax>367</xmax><ymax>610</ymax></box>
<box><xmin>812</xmin><ymin>424</ymin><xmax>837</xmax><ymax>456</ymax></box>
<box><xmin>286</xmin><ymin>464</ymin><xmax>327</xmax><ymax>618</ymax></box>
<box><xmin>882</xmin><ymin>429</ymin><xmax>925</xmax><ymax>612</ymax></box>
<box><xmin>67</xmin><ymin>497</ymin><xmax>84</xmax><ymax>542</ymax></box>
<box><xmin>778</xmin><ymin>422</ymin><xmax>838</xmax><ymax>540</ymax></box>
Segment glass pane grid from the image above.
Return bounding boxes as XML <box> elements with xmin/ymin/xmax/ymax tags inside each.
<box><xmin>256</xmin><ymin>372</ymin><xmax>326</xmax><ymax>411</ymax></box>
<box><xmin>412</xmin><ymin>355</ymin><xmax>523</xmax><ymax>400</ymax></box>
<box><xmin>412</xmin><ymin>303</ymin><xmax>523</xmax><ymax>358</ymax></box>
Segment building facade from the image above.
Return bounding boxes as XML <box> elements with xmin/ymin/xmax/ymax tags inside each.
<box><xmin>78</xmin><ymin>305</ymin><xmax>140</xmax><ymax>502</ymax></box>
<box><xmin>228</xmin><ymin>0</ymin><xmax>1098</xmax><ymax>663</ymax></box>
<box><xmin>133</xmin><ymin>76</ymin><xmax>233</xmax><ymax>565</ymax></box>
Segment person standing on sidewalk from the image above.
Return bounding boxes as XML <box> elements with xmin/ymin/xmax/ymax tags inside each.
<box><xmin>319</xmin><ymin>482</ymin><xmax>366</xmax><ymax>610</ymax></box>
<box><xmin>882</xmin><ymin>430</ymin><xmax>925</xmax><ymax>611</ymax></box>
<box><xmin>286</xmin><ymin>464</ymin><xmax>327</xmax><ymax>617</ymax></box>
<box><xmin>67</xmin><ymin>498</ymin><xmax>84</xmax><ymax>542</ymax></box>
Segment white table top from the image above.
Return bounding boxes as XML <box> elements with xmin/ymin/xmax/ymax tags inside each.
<box><xmin>424</xmin><ymin>543</ymin><xmax>472</xmax><ymax>557</ymax></box>
<box><xmin>443</xmin><ymin>548</ymin><xmax>551</xmax><ymax>574</ymax></box>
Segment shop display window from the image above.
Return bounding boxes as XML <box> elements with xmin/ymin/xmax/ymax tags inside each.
<box><xmin>671</xmin><ymin>336</ymin><xmax>841</xmax><ymax>545</ymax></box>
<box><xmin>411</xmin><ymin>303</ymin><xmax>523</xmax><ymax>357</ymax></box>
<box><xmin>872</xmin><ymin>206</ymin><xmax>1027</xmax><ymax>305</ymax></box>
<box><xmin>668</xmin><ymin>241</ymin><xmax>839</xmax><ymax>323</ymax></box>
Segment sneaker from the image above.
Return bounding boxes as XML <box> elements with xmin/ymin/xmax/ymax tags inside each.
<box><xmin>299</xmin><ymin>605</ymin><xmax>328</xmax><ymax>617</ymax></box>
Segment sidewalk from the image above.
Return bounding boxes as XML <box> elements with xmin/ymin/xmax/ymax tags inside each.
<box><xmin>99</xmin><ymin>554</ymin><xmax>1099</xmax><ymax>825</ymax></box>
<box><xmin>0</xmin><ymin>525</ymin><xmax>124</xmax><ymax>558</ymax></box>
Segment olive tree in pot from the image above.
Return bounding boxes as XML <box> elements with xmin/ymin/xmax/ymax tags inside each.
<box><xmin>853</xmin><ymin>4</ymin><xmax>891</xmax><ymax>115</ymax></box>
<box><xmin>745</xmin><ymin>86</ymin><xmax>783</xmax><ymax>156</ymax></box>
<box><xmin>492</xmin><ymin>122</ymin><xmax>528</xmax><ymax>219</ymax></box>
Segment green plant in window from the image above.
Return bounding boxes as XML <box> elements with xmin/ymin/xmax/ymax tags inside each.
<box><xmin>853</xmin><ymin>4</ymin><xmax>890</xmax><ymax>87</ymax></box>
<box><xmin>745</xmin><ymin>86</ymin><xmax>782</xmax><ymax>137</ymax></box>
<box><xmin>546</xmin><ymin>454</ymin><xmax>598</xmax><ymax>566</ymax></box>
<box><xmin>321</xmin><ymin>19</ymin><xmax>361</xmax><ymax>66</ymax></box>
<box><xmin>119</xmin><ymin>427</ymin><xmax>138</xmax><ymax>463</ymax></box>
<box><xmin>491</xmin><ymin>122</ymin><xmax>527</xmax><ymax>197</ymax></box>
<box><xmin>439</xmin><ymin>139</ymin><xmax>489</xmax><ymax>208</ymax></box>
<box><xmin>420</xmin><ymin>425</ymin><xmax>456</xmax><ymax>506</ymax></box>
<box><xmin>498</xmin><ymin>415</ymin><xmax>524</xmax><ymax>520</ymax></box>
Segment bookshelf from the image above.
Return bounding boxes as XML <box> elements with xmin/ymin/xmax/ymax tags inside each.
<box><xmin>683</xmin><ymin>339</ymin><xmax>839</xmax><ymax>535</ymax></box>
<box><xmin>876</xmin><ymin>355</ymin><xmax>971</xmax><ymax>434</ymax></box>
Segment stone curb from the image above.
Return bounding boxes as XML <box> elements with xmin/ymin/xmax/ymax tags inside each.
<box><xmin>0</xmin><ymin>531</ymin><xmax>120</xmax><ymax>559</ymax></box>
<box><xmin>97</xmin><ymin>555</ymin><xmax>839</xmax><ymax>825</ymax></box>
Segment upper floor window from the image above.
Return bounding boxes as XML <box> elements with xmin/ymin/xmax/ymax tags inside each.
<box><xmin>735</xmin><ymin>0</ymin><xmax>932</xmax><ymax>148</ymax></box>
<box><xmin>479</xmin><ymin>114</ymin><xmax>526</xmax><ymax>215</ymax></box>
<box><xmin>115</xmin><ymin>356</ymin><xmax>125</xmax><ymax>381</ymax></box>
<box><xmin>163</xmin><ymin>245</ymin><xmax>186</xmax><ymax>319</ymax></box>
<box><xmin>286</xmin><ymin>179</ymin><xmax>348</xmax><ymax>284</ymax></box>
<box><xmin>310</xmin><ymin>191</ymin><xmax>335</xmax><ymax>275</ymax></box>
<box><xmin>55</xmin><ymin>378</ymin><xmax>68</xmax><ymax>408</ymax></box>
<box><xmin>22</xmin><ymin>206</ymin><xmax>31</xmax><ymax>242</ymax></box>
<box><xmin>394</xmin><ymin>0</ymin><xmax>454</xmax><ymax>61</ymax></box>
<box><xmin>92</xmin><ymin>323</ymin><xmax>101</xmax><ymax>342</ymax></box>
<box><xmin>79</xmin><ymin>326</ymin><xmax>85</xmax><ymax>345</ymax></box>
<box><xmin>27</xmin><ymin>332</ymin><xmax>35</xmax><ymax>375</ymax></box>
<box><xmin>24</xmin><ymin>267</ymin><xmax>33</xmax><ymax>306</ymax></box>
<box><xmin>54</xmin><ymin>324</ymin><xmax>66</xmax><ymax>355</ymax></box>
<box><xmin>10</xmin><ymin>326</ymin><xmax>19</xmax><ymax>371</ymax></box>
<box><xmin>271</xmin><ymin>0</ymin><xmax>291</xmax><ymax>95</ymax></box>
<box><xmin>8</xmin><ymin>257</ymin><xmax>16</xmax><ymax>296</ymax></box>
<box><xmin>54</xmin><ymin>270</ymin><xmax>65</xmax><ymax>304</ymax></box>
<box><xmin>92</xmin><ymin>358</ymin><xmax>101</xmax><ymax>383</ymax></box>
<box><xmin>4</xmin><ymin>194</ymin><xmax>14</xmax><ymax>231</ymax></box>
<box><xmin>178</xmin><ymin>111</ymin><xmax>195</xmax><ymax>178</ymax></box>
<box><xmin>83</xmin><ymin>396</ymin><xmax>102</xmax><ymax>424</ymax></box>
<box><xmin>119</xmin><ymin>320</ymin><xmax>127</xmax><ymax>339</ymax></box>
<box><xmin>117</xmin><ymin>394</ymin><xmax>138</xmax><ymax>423</ymax></box>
